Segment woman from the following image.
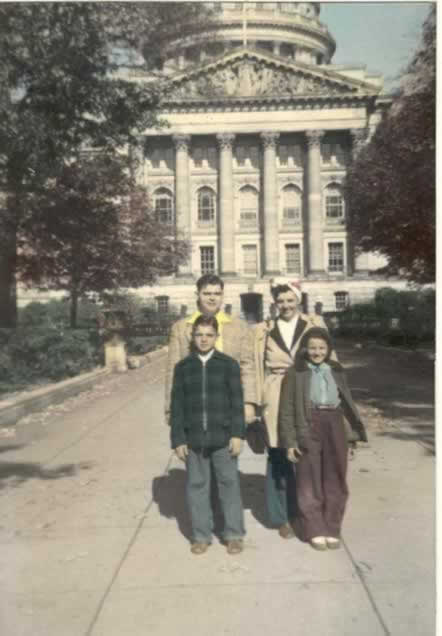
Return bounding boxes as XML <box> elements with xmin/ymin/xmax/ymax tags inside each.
<box><xmin>254</xmin><ymin>279</ymin><xmax>328</xmax><ymax>539</ymax></box>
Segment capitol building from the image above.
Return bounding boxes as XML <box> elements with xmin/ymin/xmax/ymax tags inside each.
<box><xmin>129</xmin><ymin>2</ymin><xmax>407</xmax><ymax>321</ymax></box>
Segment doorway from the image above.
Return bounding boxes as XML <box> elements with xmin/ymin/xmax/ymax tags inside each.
<box><xmin>240</xmin><ymin>293</ymin><xmax>263</xmax><ymax>324</ymax></box>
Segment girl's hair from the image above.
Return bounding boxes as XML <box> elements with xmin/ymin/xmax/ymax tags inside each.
<box><xmin>192</xmin><ymin>314</ymin><xmax>219</xmax><ymax>334</ymax></box>
<box><xmin>298</xmin><ymin>327</ymin><xmax>333</xmax><ymax>362</ymax></box>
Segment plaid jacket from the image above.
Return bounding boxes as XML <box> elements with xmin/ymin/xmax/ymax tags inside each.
<box><xmin>170</xmin><ymin>350</ymin><xmax>246</xmax><ymax>449</ymax></box>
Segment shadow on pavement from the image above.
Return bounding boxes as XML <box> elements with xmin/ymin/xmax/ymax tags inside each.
<box><xmin>152</xmin><ymin>468</ymin><xmax>269</xmax><ymax>542</ymax></box>
<box><xmin>0</xmin><ymin>460</ymin><xmax>94</xmax><ymax>490</ymax></box>
<box><xmin>335</xmin><ymin>340</ymin><xmax>435</xmax><ymax>454</ymax></box>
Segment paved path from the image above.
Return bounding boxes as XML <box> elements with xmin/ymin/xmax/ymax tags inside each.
<box><xmin>0</xmin><ymin>343</ymin><xmax>435</xmax><ymax>635</ymax></box>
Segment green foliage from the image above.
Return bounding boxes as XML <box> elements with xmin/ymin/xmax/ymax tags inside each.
<box><xmin>345</xmin><ymin>7</ymin><xmax>435</xmax><ymax>284</ymax></box>
<box><xmin>0</xmin><ymin>3</ymin><xmax>211</xmax><ymax>327</ymax></box>
<box><xmin>332</xmin><ymin>287</ymin><xmax>435</xmax><ymax>343</ymax></box>
<box><xmin>19</xmin><ymin>298</ymin><xmax>99</xmax><ymax>327</ymax></box>
<box><xmin>0</xmin><ymin>326</ymin><xmax>101</xmax><ymax>393</ymax></box>
<box><xmin>15</xmin><ymin>154</ymin><xmax>189</xmax><ymax>326</ymax></box>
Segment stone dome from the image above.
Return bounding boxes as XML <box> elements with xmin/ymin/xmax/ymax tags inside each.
<box><xmin>165</xmin><ymin>2</ymin><xmax>336</xmax><ymax>71</ymax></box>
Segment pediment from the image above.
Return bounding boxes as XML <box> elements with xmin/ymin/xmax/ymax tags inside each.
<box><xmin>166</xmin><ymin>49</ymin><xmax>378</xmax><ymax>101</ymax></box>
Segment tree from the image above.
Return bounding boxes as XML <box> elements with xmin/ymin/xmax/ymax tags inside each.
<box><xmin>16</xmin><ymin>153</ymin><xmax>188</xmax><ymax>328</ymax></box>
<box><xmin>345</xmin><ymin>7</ymin><xmax>435</xmax><ymax>284</ymax></box>
<box><xmin>0</xmin><ymin>2</ymin><xmax>212</xmax><ymax>326</ymax></box>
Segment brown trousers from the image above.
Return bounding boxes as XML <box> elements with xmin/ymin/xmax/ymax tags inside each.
<box><xmin>294</xmin><ymin>408</ymin><xmax>349</xmax><ymax>540</ymax></box>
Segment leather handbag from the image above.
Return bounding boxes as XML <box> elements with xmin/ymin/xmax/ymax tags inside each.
<box><xmin>245</xmin><ymin>417</ymin><xmax>267</xmax><ymax>454</ymax></box>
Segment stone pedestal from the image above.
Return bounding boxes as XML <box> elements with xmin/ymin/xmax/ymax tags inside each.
<box><xmin>104</xmin><ymin>335</ymin><xmax>128</xmax><ymax>373</ymax></box>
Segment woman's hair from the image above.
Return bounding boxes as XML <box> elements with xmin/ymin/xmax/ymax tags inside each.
<box><xmin>192</xmin><ymin>314</ymin><xmax>219</xmax><ymax>334</ymax></box>
<box><xmin>298</xmin><ymin>327</ymin><xmax>333</xmax><ymax>362</ymax></box>
<box><xmin>271</xmin><ymin>284</ymin><xmax>295</xmax><ymax>301</ymax></box>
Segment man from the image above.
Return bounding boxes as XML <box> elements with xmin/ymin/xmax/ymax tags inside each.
<box><xmin>165</xmin><ymin>273</ymin><xmax>257</xmax><ymax>425</ymax></box>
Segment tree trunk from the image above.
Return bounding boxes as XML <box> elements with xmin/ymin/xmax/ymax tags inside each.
<box><xmin>0</xmin><ymin>246</ymin><xmax>17</xmax><ymax>327</ymax></box>
<box><xmin>70</xmin><ymin>288</ymin><xmax>79</xmax><ymax>328</ymax></box>
<box><xmin>0</xmin><ymin>195</ymin><xmax>18</xmax><ymax>328</ymax></box>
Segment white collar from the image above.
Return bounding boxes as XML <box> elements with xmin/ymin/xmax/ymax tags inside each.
<box><xmin>198</xmin><ymin>349</ymin><xmax>215</xmax><ymax>364</ymax></box>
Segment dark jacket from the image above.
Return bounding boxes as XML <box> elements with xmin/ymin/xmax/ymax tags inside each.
<box><xmin>170</xmin><ymin>349</ymin><xmax>246</xmax><ymax>449</ymax></box>
<box><xmin>279</xmin><ymin>356</ymin><xmax>368</xmax><ymax>449</ymax></box>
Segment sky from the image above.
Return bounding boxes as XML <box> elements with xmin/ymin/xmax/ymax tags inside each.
<box><xmin>320</xmin><ymin>2</ymin><xmax>432</xmax><ymax>92</ymax></box>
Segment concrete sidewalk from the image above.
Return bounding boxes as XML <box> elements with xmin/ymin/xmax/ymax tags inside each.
<box><xmin>0</xmin><ymin>345</ymin><xmax>435</xmax><ymax>635</ymax></box>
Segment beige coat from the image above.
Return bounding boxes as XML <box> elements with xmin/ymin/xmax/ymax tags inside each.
<box><xmin>164</xmin><ymin>315</ymin><xmax>257</xmax><ymax>418</ymax></box>
<box><xmin>253</xmin><ymin>314</ymin><xmax>328</xmax><ymax>447</ymax></box>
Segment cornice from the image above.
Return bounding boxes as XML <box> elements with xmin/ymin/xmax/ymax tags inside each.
<box><xmin>162</xmin><ymin>93</ymin><xmax>377</xmax><ymax>114</ymax></box>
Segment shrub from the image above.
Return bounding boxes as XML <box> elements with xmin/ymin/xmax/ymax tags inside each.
<box><xmin>0</xmin><ymin>326</ymin><xmax>101</xmax><ymax>393</ymax></box>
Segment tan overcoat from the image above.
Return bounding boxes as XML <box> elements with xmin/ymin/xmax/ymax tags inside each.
<box><xmin>253</xmin><ymin>314</ymin><xmax>329</xmax><ymax>447</ymax></box>
<box><xmin>164</xmin><ymin>315</ymin><xmax>256</xmax><ymax>418</ymax></box>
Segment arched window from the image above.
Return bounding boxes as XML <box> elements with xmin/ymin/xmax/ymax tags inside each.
<box><xmin>239</xmin><ymin>186</ymin><xmax>259</xmax><ymax>227</ymax></box>
<box><xmin>282</xmin><ymin>184</ymin><xmax>302</xmax><ymax>226</ymax></box>
<box><xmin>154</xmin><ymin>188</ymin><xmax>174</xmax><ymax>225</ymax></box>
<box><xmin>325</xmin><ymin>184</ymin><xmax>345</xmax><ymax>222</ymax></box>
<box><xmin>197</xmin><ymin>187</ymin><xmax>216</xmax><ymax>224</ymax></box>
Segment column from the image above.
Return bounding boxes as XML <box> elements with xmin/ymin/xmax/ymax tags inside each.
<box><xmin>261</xmin><ymin>131</ymin><xmax>280</xmax><ymax>276</ymax></box>
<box><xmin>305</xmin><ymin>129</ymin><xmax>325</xmax><ymax>276</ymax></box>
<box><xmin>173</xmin><ymin>134</ymin><xmax>192</xmax><ymax>276</ymax></box>
<box><xmin>129</xmin><ymin>138</ymin><xmax>145</xmax><ymax>185</ymax></box>
<box><xmin>350</xmin><ymin>128</ymin><xmax>367</xmax><ymax>159</ymax></box>
<box><xmin>216</xmin><ymin>133</ymin><xmax>236</xmax><ymax>276</ymax></box>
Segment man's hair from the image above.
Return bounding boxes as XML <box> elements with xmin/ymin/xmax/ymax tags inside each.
<box><xmin>299</xmin><ymin>327</ymin><xmax>333</xmax><ymax>362</ymax></box>
<box><xmin>196</xmin><ymin>274</ymin><xmax>224</xmax><ymax>292</ymax></box>
<box><xmin>192</xmin><ymin>314</ymin><xmax>219</xmax><ymax>334</ymax></box>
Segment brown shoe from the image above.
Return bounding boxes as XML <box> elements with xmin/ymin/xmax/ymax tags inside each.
<box><xmin>226</xmin><ymin>539</ymin><xmax>243</xmax><ymax>555</ymax></box>
<box><xmin>190</xmin><ymin>542</ymin><xmax>209</xmax><ymax>555</ymax></box>
<box><xmin>278</xmin><ymin>523</ymin><xmax>295</xmax><ymax>539</ymax></box>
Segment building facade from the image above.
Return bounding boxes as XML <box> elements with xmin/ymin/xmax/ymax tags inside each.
<box><xmin>121</xmin><ymin>3</ymin><xmax>408</xmax><ymax>320</ymax></box>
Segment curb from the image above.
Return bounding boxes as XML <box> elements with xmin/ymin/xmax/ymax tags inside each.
<box><xmin>0</xmin><ymin>346</ymin><xmax>168</xmax><ymax>429</ymax></box>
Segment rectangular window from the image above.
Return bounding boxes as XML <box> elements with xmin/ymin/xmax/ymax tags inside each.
<box><xmin>243</xmin><ymin>245</ymin><xmax>258</xmax><ymax>275</ymax></box>
<box><xmin>240</xmin><ymin>209</ymin><xmax>257</xmax><ymax>226</ymax></box>
<box><xmin>335</xmin><ymin>291</ymin><xmax>349</xmax><ymax>311</ymax></box>
<box><xmin>155</xmin><ymin>198</ymin><xmax>173</xmax><ymax>224</ymax></box>
<box><xmin>328</xmin><ymin>242</ymin><xmax>344</xmax><ymax>273</ymax></box>
<box><xmin>283</xmin><ymin>206</ymin><xmax>301</xmax><ymax>224</ymax></box>
<box><xmin>200</xmin><ymin>246</ymin><xmax>215</xmax><ymax>274</ymax></box>
<box><xmin>150</xmin><ymin>148</ymin><xmax>161</xmax><ymax>169</ymax></box>
<box><xmin>156</xmin><ymin>296</ymin><xmax>169</xmax><ymax>314</ymax></box>
<box><xmin>149</xmin><ymin>147</ymin><xmax>173</xmax><ymax>170</ymax></box>
<box><xmin>285</xmin><ymin>244</ymin><xmax>301</xmax><ymax>274</ymax></box>
<box><xmin>322</xmin><ymin>143</ymin><xmax>347</xmax><ymax>165</ymax></box>
<box><xmin>279</xmin><ymin>144</ymin><xmax>302</xmax><ymax>167</ymax></box>
<box><xmin>326</xmin><ymin>195</ymin><xmax>343</xmax><ymax>219</ymax></box>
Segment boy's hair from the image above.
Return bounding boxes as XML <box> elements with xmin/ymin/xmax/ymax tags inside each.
<box><xmin>196</xmin><ymin>274</ymin><xmax>224</xmax><ymax>292</ymax></box>
<box><xmin>192</xmin><ymin>314</ymin><xmax>219</xmax><ymax>334</ymax></box>
<box><xmin>299</xmin><ymin>327</ymin><xmax>333</xmax><ymax>362</ymax></box>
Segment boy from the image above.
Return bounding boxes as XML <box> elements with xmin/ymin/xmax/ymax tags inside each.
<box><xmin>170</xmin><ymin>314</ymin><xmax>246</xmax><ymax>555</ymax></box>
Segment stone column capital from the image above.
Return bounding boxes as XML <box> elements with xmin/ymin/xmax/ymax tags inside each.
<box><xmin>305</xmin><ymin>130</ymin><xmax>325</xmax><ymax>149</ymax></box>
<box><xmin>172</xmin><ymin>134</ymin><xmax>191</xmax><ymax>151</ymax></box>
<box><xmin>260</xmin><ymin>131</ymin><xmax>280</xmax><ymax>149</ymax></box>
<box><xmin>216</xmin><ymin>133</ymin><xmax>235</xmax><ymax>150</ymax></box>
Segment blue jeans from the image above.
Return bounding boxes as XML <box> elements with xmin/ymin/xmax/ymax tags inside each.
<box><xmin>266</xmin><ymin>448</ymin><xmax>297</xmax><ymax>527</ymax></box>
<box><xmin>186</xmin><ymin>446</ymin><xmax>245</xmax><ymax>543</ymax></box>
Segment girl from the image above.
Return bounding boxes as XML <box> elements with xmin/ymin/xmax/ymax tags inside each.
<box><xmin>278</xmin><ymin>327</ymin><xmax>367</xmax><ymax>551</ymax></box>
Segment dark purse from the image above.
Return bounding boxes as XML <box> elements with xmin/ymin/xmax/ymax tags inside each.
<box><xmin>245</xmin><ymin>417</ymin><xmax>267</xmax><ymax>454</ymax></box>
